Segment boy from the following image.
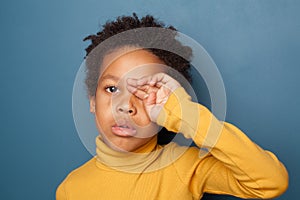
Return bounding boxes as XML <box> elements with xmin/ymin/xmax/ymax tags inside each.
<box><xmin>56</xmin><ymin>13</ymin><xmax>288</xmax><ymax>199</ymax></box>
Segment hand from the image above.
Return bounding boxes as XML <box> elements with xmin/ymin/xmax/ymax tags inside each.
<box><xmin>126</xmin><ymin>73</ymin><xmax>181</xmax><ymax>122</ymax></box>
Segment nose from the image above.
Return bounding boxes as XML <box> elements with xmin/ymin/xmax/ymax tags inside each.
<box><xmin>117</xmin><ymin>104</ymin><xmax>136</xmax><ymax>115</ymax></box>
<box><xmin>115</xmin><ymin>92</ymin><xmax>137</xmax><ymax>116</ymax></box>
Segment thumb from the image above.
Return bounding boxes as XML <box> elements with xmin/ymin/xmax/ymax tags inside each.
<box><xmin>144</xmin><ymin>92</ymin><xmax>156</xmax><ymax>106</ymax></box>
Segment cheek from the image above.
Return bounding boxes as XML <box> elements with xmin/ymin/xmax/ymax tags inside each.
<box><xmin>95</xmin><ymin>95</ymin><xmax>113</xmax><ymax>123</ymax></box>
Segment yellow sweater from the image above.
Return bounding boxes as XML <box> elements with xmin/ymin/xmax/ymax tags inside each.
<box><xmin>56</xmin><ymin>87</ymin><xmax>288</xmax><ymax>200</ymax></box>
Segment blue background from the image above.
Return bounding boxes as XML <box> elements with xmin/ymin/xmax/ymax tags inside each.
<box><xmin>0</xmin><ymin>0</ymin><xmax>299</xmax><ymax>199</ymax></box>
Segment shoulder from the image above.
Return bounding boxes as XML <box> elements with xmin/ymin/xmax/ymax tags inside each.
<box><xmin>62</xmin><ymin>157</ymin><xmax>98</xmax><ymax>184</ymax></box>
<box><xmin>56</xmin><ymin>157</ymin><xmax>98</xmax><ymax>198</ymax></box>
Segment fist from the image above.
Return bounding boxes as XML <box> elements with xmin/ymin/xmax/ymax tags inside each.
<box><xmin>126</xmin><ymin>73</ymin><xmax>181</xmax><ymax>122</ymax></box>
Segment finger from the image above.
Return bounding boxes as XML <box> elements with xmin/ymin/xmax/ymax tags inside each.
<box><xmin>127</xmin><ymin>85</ymin><xmax>149</xmax><ymax>100</ymax></box>
<box><xmin>128</xmin><ymin>73</ymin><xmax>164</xmax><ymax>86</ymax></box>
<box><xmin>127</xmin><ymin>82</ymin><xmax>151</xmax><ymax>93</ymax></box>
<box><xmin>126</xmin><ymin>84</ymin><xmax>137</xmax><ymax>94</ymax></box>
<box><xmin>148</xmin><ymin>73</ymin><xmax>176</xmax><ymax>90</ymax></box>
<box><xmin>144</xmin><ymin>92</ymin><xmax>156</xmax><ymax>106</ymax></box>
<box><xmin>149</xmin><ymin>73</ymin><xmax>165</xmax><ymax>85</ymax></box>
<box><xmin>128</xmin><ymin>73</ymin><xmax>180</xmax><ymax>91</ymax></box>
<box><xmin>136</xmin><ymin>75</ymin><xmax>153</xmax><ymax>86</ymax></box>
<box><xmin>135</xmin><ymin>90</ymin><xmax>149</xmax><ymax>100</ymax></box>
<box><xmin>127</xmin><ymin>78</ymin><xmax>138</xmax><ymax>87</ymax></box>
<box><xmin>153</xmin><ymin>73</ymin><xmax>175</xmax><ymax>85</ymax></box>
<box><xmin>127</xmin><ymin>77</ymin><xmax>156</xmax><ymax>88</ymax></box>
<box><xmin>152</xmin><ymin>73</ymin><xmax>180</xmax><ymax>91</ymax></box>
<box><xmin>138</xmin><ymin>84</ymin><xmax>151</xmax><ymax>92</ymax></box>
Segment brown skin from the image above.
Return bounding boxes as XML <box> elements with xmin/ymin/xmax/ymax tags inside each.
<box><xmin>90</xmin><ymin>49</ymin><xmax>167</xmax><ymax>152</ymax></box>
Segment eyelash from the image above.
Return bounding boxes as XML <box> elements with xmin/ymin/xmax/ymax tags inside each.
<box><xmin>104</xmin><ymin>85</ymin><xmax>120</xmax><ymax>94</ymax></box>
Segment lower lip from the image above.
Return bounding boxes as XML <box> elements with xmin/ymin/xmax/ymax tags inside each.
<box><xmin>111</xmin><ymin>126</ymin><xmax>137</xmax><ymax>137</ymax></box>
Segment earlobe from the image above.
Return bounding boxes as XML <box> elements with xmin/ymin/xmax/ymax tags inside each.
<box><xmin>89</xmin><ymin>96</ymin><xmax>96</xmax><ymax>113</ymax></box>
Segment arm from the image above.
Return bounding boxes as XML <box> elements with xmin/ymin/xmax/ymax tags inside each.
<box><xmin>157</xmin><ymin>87</ymin><xmax>288</xmax><ymax>199</ymax></box>
<box><xmin>127</xmin><ymin>73</ymin><xmax>288</xmax><ymax>199</ymax></box>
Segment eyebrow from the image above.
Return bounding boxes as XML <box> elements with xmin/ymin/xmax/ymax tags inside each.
<box><xmin>100</xmin><ymin>74</ymin><xmax>120</xmax><ymax>81</ymax></box>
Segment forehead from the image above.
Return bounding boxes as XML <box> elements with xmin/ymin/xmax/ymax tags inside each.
<box><xmin>100</xmin><ymin>48</ymin><xmax>166</xmax><ymax>80</ymax></box>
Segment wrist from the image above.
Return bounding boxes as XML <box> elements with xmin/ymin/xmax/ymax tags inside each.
<box><xmin>156</xmin><ymin>87</ymin><xmax>190</xmax><ymax>126</ymax></box>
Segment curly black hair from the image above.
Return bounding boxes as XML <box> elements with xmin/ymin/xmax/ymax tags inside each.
<box><xmin>83</xmin><ymin>13</ymin><xmax>194</xmax><ymax>145</ymax></box>
<box><xmin>83</xmin><ymin>13</ymin><xmax>193</xmax><ymax>97</ymax></box>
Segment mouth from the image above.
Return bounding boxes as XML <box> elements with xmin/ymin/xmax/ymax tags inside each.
<box><xmin>111</xmin><ymin>121</ymin><xmax>137</xmax><ymax>137</ymax></box>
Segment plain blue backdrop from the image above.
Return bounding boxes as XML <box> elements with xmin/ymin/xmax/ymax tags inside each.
<box><xmin>0</xmin><ymin>0</ymin><xmax>299</xmax><ymax>199</ymax></box>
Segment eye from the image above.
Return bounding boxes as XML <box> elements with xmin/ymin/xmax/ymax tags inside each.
<box><xmin>105</xmin><ymin>86</ymin><xmax>119</xmax><ymax>93</ymax></box>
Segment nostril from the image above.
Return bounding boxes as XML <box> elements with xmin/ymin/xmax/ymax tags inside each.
<box><xmin>117</xmin><ymin>105</ymin><xmax>135</xmax><ymax>115</ymax></box>
<box><xmin>129</xmin><ymin>107</ymin><xmax>137</xmax><ymax>115</ymax></box>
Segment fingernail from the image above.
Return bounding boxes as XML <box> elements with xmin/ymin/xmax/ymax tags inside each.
<box><xmin>144</xmin><ymin>94</ymin><xmax>149</xmax><ymax>99</ymax></box>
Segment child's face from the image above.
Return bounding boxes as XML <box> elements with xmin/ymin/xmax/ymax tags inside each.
<box><xmin>90</xmin><ymin>48</ymin><xmax>165</xmax><ymax>152</ymax></box>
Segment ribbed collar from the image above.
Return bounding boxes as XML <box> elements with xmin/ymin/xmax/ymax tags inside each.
<box><xmin>95</xmin><ymin>134</ymin><xmax>190</xmax><ymax>174</ymax></box>
<box><xmin>95</xmin><ymin>136</ymin><xmax>166</xmax><ymax>173</ymax></box>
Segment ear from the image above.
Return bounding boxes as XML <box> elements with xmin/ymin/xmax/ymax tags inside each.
<box><xmin>89</xmin><ymin>96</ymin><xmax>96</xmax><ymax>113</ymax></box>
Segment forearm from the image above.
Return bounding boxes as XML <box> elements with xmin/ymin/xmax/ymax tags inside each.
<box><xmin>157</xmin><ymin>87</ymin><xmax>288</xmax><ymax>198</ymax></box>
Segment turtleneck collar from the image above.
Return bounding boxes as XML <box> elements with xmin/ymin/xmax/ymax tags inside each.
<box><xmin>95</xmin><ymin>135</ymin><xmax>165</xmax><ymax>173</ymax></box>
<box><xmin>95</xmin><ymin>134</ymin><xmax>190</xmax><ymax>174</ymax></box>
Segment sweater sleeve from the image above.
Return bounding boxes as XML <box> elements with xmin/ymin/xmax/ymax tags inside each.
<box><xmin>156</xmin><ymin>87</ymin><xmax>288</xmax><ymax>199</ymax></box>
